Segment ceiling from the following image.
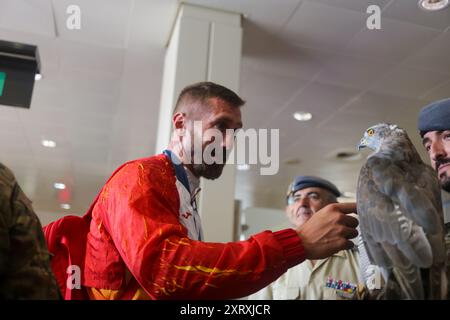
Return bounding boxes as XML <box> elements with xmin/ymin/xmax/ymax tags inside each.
<box><xmin>0</xmin><ymin>0</ymin><xmax>449</xmax><ymax>226</ymax></box>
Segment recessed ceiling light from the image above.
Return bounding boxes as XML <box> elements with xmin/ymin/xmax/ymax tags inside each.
<box><xmin>54</xmin><ymin>183</ymin><xmax>66</xmax><ymax>190</ymax></box>
<box><xmin>41</xmin><ymin>139</ymin><xmax>56</xmax><ymax>148</ymax></box>
<box><xmin>418</xmin><ymin>0</ymin><xmax>449</xmax><ymax>11</ymax></box>
<box><xmin>35</xmin><ymin>73</ymin><xmax>42</xmax><ymax>81</ymax></box>
<box><xmin>237</xmin><ymin>164</ymin><xmax>250</xmax><ymax>171</ymax></box>
<box><xmin>61</xmin><ymin>203</ymin><xmax>71</xmax><ymax>210</ymax></box>
<box><xmin>293</xmin><ymin>112</ymin><xmax>312</xmax><ymax>121</ymax></box>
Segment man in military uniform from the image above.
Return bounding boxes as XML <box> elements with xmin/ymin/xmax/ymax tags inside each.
<box><xmin>0</xmin><ymin>162</ymin><xmax>60</xmax><ymax>299</ymax></box>
<box><xmin>248</xmin><ymin>176</ymin><xmax>367</xmax><ymax>300</ymax></box>
<box><xmin>418</xmin><ymin>98</ymin><xmax>450</xmax><ymax>298</ymax></box>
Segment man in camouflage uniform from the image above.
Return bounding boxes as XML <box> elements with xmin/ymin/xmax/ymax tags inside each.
<box><xmin>0</xmin><ymin>162</ymin><xmax>60</xmax><ymax>299</ymax></box>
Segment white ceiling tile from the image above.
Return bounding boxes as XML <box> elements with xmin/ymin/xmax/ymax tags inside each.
<box><xmin>52</xmin><ymin>0</ymin><xmax>134</xmax><ymax>48</ymax></box>
<box><xmin>0</xmin><ymin>118</ymin><xmax>23</xmax><ymax>137</ymax></box>
<box><xmin>0</xmin><ymin>135</ymin><xmax>30</xmax><ymax>156</ymax></box>
<box><xmin>342</xmin><ymin>91</ymin><xmax>427</xmax><ymax>119</ymax></box>
<box><xmin>316</xmin><ymin>54</ymin><xmax>396</xmax><ymax>90</ymax></box>
<box><xmin>29</xmin><ymin>86</ymin><xmax>65</xmax><ymax>111</ymax></box>
<box><xmin>0</xmin><ymin>0</ymin><xmax>56</xmax><ymax>37</ymax></box>
<box><xmin>319</xmin><ymin>111</ymin><xmax>386</xmax><ymax>142</ymax></box>
<box><xmin>280</xmin><ymin>81</ymin><xmax>360</xmax><ymax>116</ymax></box>
<box><xmin>240</xmin><ymin>62</ymin><xmax>309</xmax><ymax>128</ymax></box>
<box><xmin>126</xmin><ymin>0</ymin><xmax>178</xmax><ymax>49</ymax></box>
<box><xmin>261</xmin><ymin>82</ymin><xmax>360</xmax><ymax>162</ymax></box>
<box><xmin>283</xmin><ymin>1</ymin><xmax>366</xmax><ymax>51</ymax></box>
<box><xmin>248</xmin><ymin>47</ymin><xmax>330</xmax><ymax>81</ymax></box>
<box><xmin>243</xmin><ymin>22</ymin><xmax>333</xmax><ymax>80</ymax></box>
<box><xmin>421</xmin><ymin>80</ymin><xmax>450</xmax><ymax>101</ymax></box>
<box><xmin>61</xmin><ymin>91</ymin><xmax>119</xmax><ymax>116</ymax></box>
<box><xmin>370</xmin><ymin>66</ymin><xmax>450</xmax><ymax>99</ymax></box>
<box><xmin>310</xmin><ymin>0</ymin><xmax>391</xmax><ymax>12</ymax></box>
<box><xmin>344</xmin><ymin>18</ymin><xmax>441</xmax><ymax>62</ymax></box>
<box><xmin>403</xmin><ymin>31</ymin><xmax>450</xmax><ymax>74</ymax></box>
<box><xmin>60</xmin><ymin>41</ymin><xmax>125</xmax><ymax>75</ymax></box>
<box><xmin>0</xmin><ymin>105</ymin><xmax>19</xmax><ymax>121</ymax></box>
<box><xmin>59</xmin><ymin>66</ymin><xmax>122</xmax><ymax>96</ymax></box>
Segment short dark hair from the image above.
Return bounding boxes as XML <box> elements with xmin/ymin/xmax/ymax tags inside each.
<box><xmin>173</xmin><ymin>81</ymin><xmax>245</xmax><ymax>114</ymax></box>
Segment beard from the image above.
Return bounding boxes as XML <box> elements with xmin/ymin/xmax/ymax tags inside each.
<box><xmin>436</xmin><ymin>158</ymin><xmax>450</xmax><ymax>192</ymax></box>
<box><xmin>440</xmin><ymin>174</ymin><xmax>450</xmax><ymax>192</ymax></box>
<box><xmin>189</xmin><ymin>145</ymin><xmax>228</xmax><ymax>180</ymax></box>
<box><xmin>191</xmin><ymin>163</ymin><xmax>225</xmax><ymax>180</ymax></box>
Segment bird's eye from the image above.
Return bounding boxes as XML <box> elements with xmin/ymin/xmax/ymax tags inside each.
<box><xmin>367</xmin><ymin>129</ymin><xmax>374</xmax><ymax>136</ymax></box>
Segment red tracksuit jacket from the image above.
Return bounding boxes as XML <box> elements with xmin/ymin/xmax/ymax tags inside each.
<box><xmin>45</xmin><ymin>152</ymin><xmax>305</xmax><ymax>299</ymax></box>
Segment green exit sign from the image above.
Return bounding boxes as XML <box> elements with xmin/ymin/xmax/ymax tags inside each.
<box><xmin>0</xmin><ymin>72</ymin><xmax>5</xmax><ymax>97</ymax></box>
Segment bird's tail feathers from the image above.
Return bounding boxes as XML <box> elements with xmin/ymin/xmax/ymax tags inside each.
<box><xmin>383</xmin><ymin>243</ymin><xmax>424</xmax><ymax>299</ymax></box>
<box><xmin>392</xmin><ymin>266</ymin><xmax>424</xmax><ymax>299</ymax></box>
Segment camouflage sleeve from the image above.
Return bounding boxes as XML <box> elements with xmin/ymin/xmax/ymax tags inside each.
<box><xmin>0</xmin><ymin>162</ymin><xmax>61</xmax><ymax>299</ymax></box>
<box><xmin>0</xmin><ymin>163</ymin><xmax>13</xmax><ymax>275</ymax></box>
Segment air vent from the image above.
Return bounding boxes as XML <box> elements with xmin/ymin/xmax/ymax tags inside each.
<box><xmin>336</xmin><ymin>151</ymin><xmax>359</xmax><ymax>159</ymax></box>
<box><xmin>329</xmin><ymin>149</ymin><xmax>362</xmax><ymax>162</ymax></box>
<box><xmin>283</xmin><ymin>157</ymin><xmax>301</xmax><ymax>165</ymax></box>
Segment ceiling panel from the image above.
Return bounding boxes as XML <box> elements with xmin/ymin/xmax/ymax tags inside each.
<box><xmin>61</xmin><ymin>91</ymin><xmax>119</xmax><ymax>116</ymax></box>
<box><xmin>284</xmin><ymin>1</ymin><xmax>366</xmax><ymax>51</ymax></box>
<box><xmin>240</xmin><ymin>62</ymin><xmax>309</xmax><ymax>129</ymax></box>
<box><xmin>316</xmin><ymin>54</ymin><xmax>396</xmax><ymax>90</ymax></box>
<box><xmin>275</xmin><ymin>81</ymin><xmax>360</xmax><ymax>119</ymax></box>
<box><xmin>0</xmin><ymin>105</ymin><xmax>19</xmax><ymax>121</ymax></box>
<box><xmin>309</xmin><ymin>0</ymin><xmax>391</xmax><ymax>12</ymax></box>
<box><xmin>242</xmin><ymin>21</ymin><xmax>333</xmax><ymax>81</ymax></box>
<box><xmin>60</xmin><ymin>66</ymin><xmax>122</xmax><ymax>96</ymax></box>
<box><xmin>126</xmin><ymin>0</ymin><xmax>178</xmax><ymax>49</ymax></box>
<box><xmin>344</xmin><ymin>18</ymin><xmax>441</xmax><ymax>62</ymax></box>
<box><xmin>403</xmin><ymin>31</ymin><xmax>450</xmax><ymax>74</ymax></box>
<box><xmin>0</xmin><ymin>0</ymin><xmax>56</xmax><ymax>37</ymax></box>
<box><xmin>60</xmin><ymin>41</ymin><xmax>125</xmax><ymax>74</ymax></box>
<box><xmin>0</xmin><ymin>119</ymin><xmax>24</xmax><ymax>138</ymax></box>
<box><xmin>422</xmin><ymin>80</ymin><xmax>450</xmax><ymax>101</ymax></box>
<box><xmin>342</xmin><ymin>91</ymin><xmax>427</xmax><ymax>118</ymax></box>
<box><xmin>369</xmin><ymin>66</ymin><xmax>450</xmax><ymax>99</ymax></box>
<box><xmin>52</xmin><ymin>0</ymin><xmax>133</xmax><ymax>48</ymax></box>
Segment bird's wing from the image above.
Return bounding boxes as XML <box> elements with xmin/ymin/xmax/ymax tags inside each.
<box><xmin>387</xmin><ymin>162</ymin><xmax>443</xmax><ymax>235</ymax></box>
<box><xmin>358</xmin><ymin>156</ymin><xmax>435</xmax><ymax>268</ymax></box>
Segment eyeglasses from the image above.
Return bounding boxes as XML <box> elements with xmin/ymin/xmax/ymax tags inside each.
<box><xmin>287</xmin><ymin>191</ymin><xmax>323</xmax><ymax>205</ymax></box>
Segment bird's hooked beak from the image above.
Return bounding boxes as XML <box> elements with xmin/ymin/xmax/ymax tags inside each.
<box><xmin>358</xmin><ymin>138</ymin><xmax>367</xmax><ymax>151</ymax></box>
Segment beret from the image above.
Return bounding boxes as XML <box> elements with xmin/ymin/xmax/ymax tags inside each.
<box><xmin>418</xmin><ymin>98</ymin><xmax>450</xmax><ymax>137</ymax></box>
<box><xmin>286</xmin><ymin>175</ymin><xmax>341</xmax><ymax>201</ymax></box>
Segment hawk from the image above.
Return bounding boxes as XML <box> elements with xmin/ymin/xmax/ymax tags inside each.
<box><xmin>357</xmin><ymin>123</ymin><xmax>447</xmax><ymax>299</ymax></box>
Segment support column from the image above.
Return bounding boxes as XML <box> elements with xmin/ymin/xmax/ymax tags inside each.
<box><xmin>155</xmin><ymin>4</ymin><xmax>242</xmax><ymax>242</ymax></box>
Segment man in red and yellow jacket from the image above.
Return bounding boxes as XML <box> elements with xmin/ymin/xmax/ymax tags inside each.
<box><xmin>44</xmin><ymin>82</ymin><xmax>358</xmax><ymax>300</ymax></box>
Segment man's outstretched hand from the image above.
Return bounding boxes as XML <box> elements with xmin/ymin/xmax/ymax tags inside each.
<box><xmin>296</xmin><ymin>202</ymin><xmax>358</xmax><ymax>260</ymax></box>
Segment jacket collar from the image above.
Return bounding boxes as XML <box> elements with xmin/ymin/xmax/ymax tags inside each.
<box><xmin>163</xmin><ymin>150</ymin><xmax>190</xmax><ymax>193</ymax></box>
